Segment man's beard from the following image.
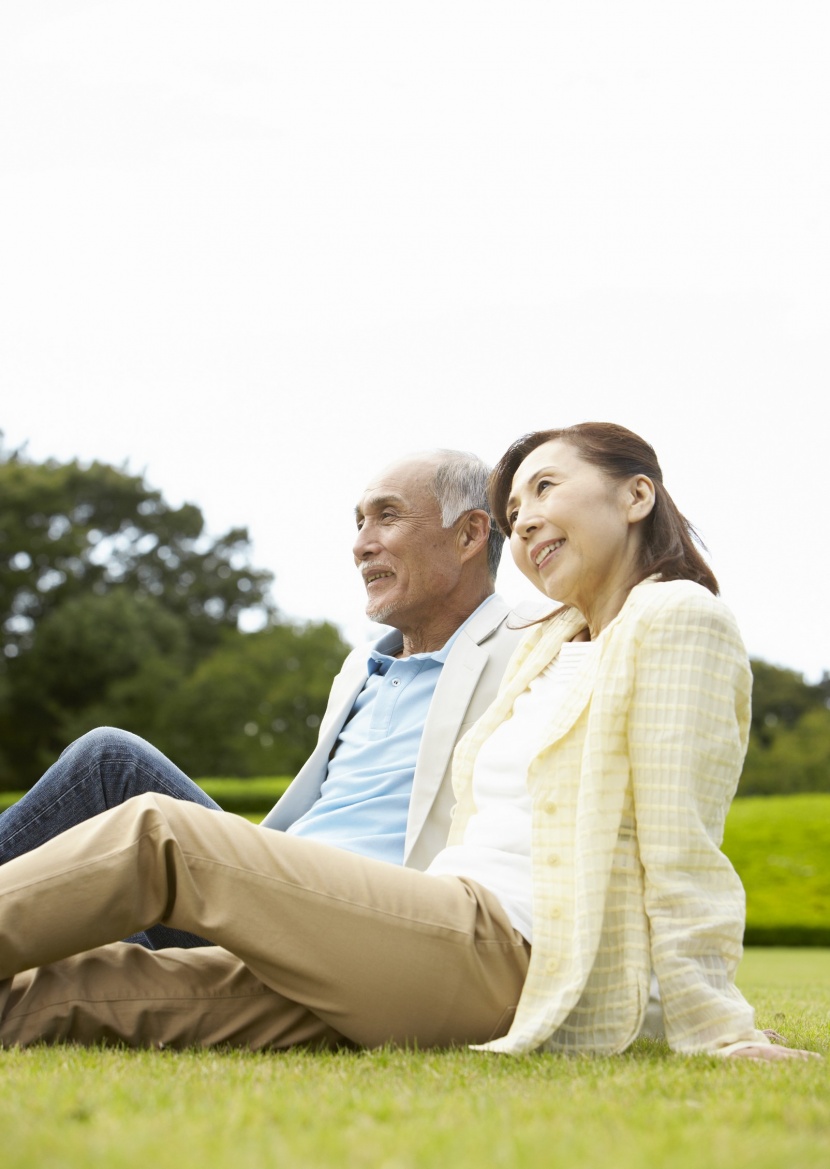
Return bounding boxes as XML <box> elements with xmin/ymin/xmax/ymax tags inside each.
<box><xmin>366</xmin><ymin>601</ymin><xmax>399</xmax><ymax>625</ymax></box>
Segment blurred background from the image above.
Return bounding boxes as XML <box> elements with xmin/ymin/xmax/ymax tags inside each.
<box><xmin>1</xmin><ymin>3</ymin><xmax>828</xmax><ymax>810</ymax></box>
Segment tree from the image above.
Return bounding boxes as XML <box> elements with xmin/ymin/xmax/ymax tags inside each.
<box><xmin>156</xmin><ymin>622</ymin><xmax>350</xmax><ymax>778</ymax></box>
<box><xmin>738</xmin><ymin>660</ymin><xmax>830</xmax><ymax>795</ymax></box>
<box><xmin>4</xmin><ymin>589</ymin><xmax>190</xmax><ymax>778</ymax></box>
<box><xmin>0</xmin><ymin>435</ymin><xmax>274</xmax><ymax>664</ymax></box>
<box><xmin>0</xmin><ymin>438</ymin><xmax>349</xmax><ymax>788</ymax></box>
<box><xmin>749</xmin><ymin>658</ymin><xmax>828</xmax><ymax>744</ymax></box>
<box><xmin>741</xmin><ymin>707</ymin><xmax>830</xmax><ymax>796</ymax></box>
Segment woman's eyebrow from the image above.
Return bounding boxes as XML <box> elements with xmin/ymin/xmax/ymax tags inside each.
<box><xmin>506</xmin><ymin>466</ymin><xmax>559</xmax><ymax>513</ymax></box>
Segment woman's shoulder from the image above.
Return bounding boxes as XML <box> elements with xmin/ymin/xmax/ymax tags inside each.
<box><xmin>622</xmin><ymin>577</ymin><xmax>743</xmax><ymax>640</ymax></box>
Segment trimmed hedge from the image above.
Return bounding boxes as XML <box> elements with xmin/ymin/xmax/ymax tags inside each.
<box><xmin>721</xmin><ymin>793</ymin><xmax>830</xmax><ymax>946</ymax></box>
<box><xmin>0</xmin><ymin>778</ymin><xmax>292</xmax><ymax>819</ymax></box>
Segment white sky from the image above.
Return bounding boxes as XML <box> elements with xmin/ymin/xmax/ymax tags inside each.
<box><xmin>1</xmin><ymin>2</ymin><xmax>828</xmax><ymax>678</ymax></box>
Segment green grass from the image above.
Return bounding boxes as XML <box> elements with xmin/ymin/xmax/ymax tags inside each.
<box><xmin>1</xmin><ymin>949</ymin><xmax>828</xmax><ymax>1169</ymax></box>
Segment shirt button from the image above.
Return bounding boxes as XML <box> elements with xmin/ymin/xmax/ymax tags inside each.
<box><xmin>547</xmin><ymin>853</ymin><xmax>560</xmax><ymax>866</ymax></box>
<box><xmin>546</xmin><ymin>958</ymin><xmax>559</xmax><ymax>974</ymax></box>
<box><xmin>391</xmin><ymin>678</ymin><xmax>400</xmax><ymax>686</ymax></box>
<box><xmin>549</xmin><ymin>905</ymin><xmax>562</xmax><ymax>920</ymax></box>
<box><xmin>543</xmin><ymin>799</ymin><xmax>557</xmax><ymax>814</ymax></box>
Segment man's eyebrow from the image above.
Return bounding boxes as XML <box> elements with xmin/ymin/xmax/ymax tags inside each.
<box><xmin>354</xmin><ymin>492</ymin><xmax>407</xmax><ymax>518</ymax></box>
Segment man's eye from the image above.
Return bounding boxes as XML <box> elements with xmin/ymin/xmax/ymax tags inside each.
<box><xmin>381</xmin><ymin>511</ymin><xmax>397</xmax><ymax>522</ymax></box>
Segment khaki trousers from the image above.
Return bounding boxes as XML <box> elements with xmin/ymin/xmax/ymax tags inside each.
<box><xmin>0</xmin><ymin>794</ymin><xmax>529</xmax><ymax>1050</ymax></box>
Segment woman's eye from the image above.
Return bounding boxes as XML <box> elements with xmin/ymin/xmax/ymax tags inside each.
<box><xmin>507</xmin><ymin>510</ymin><xmax>518</xmax><ymax>530</ymax></box>
<box><xmin>537</xmin><ymin>478</ymin><xmax>554</xmax><ymax>495</ymax></box>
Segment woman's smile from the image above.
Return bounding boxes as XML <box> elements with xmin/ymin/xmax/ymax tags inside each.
<box><xmin>531</xmin><ymin>538</ymin><xmax>565</xmax><ymax>569</ymax></box>
<box><xmin>507</xmin><ymin>438</ymin><xmax>654</xmax><ymax>636</ymax></box>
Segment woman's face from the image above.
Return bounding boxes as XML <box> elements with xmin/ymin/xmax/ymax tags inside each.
<box><xmin>507</xmin><ymin>439</ymin><xmax>650</xmax><ymax>632</ymax></box>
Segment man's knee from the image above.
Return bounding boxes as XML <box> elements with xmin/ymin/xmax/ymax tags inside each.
<box><xmin>60</xmin><ymin>726</ymin><xmax>148</xmax><ymax>763</ymax></box>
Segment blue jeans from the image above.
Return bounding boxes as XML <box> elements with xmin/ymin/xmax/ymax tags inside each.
<box><xmin>0</xmin><ymin>727</ymin><xmax>222</xmax><ymax>949</ymax></box>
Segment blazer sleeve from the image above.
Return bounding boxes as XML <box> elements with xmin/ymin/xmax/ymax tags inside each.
<box><xmin>627</xmin><ymin>586</ymin><xmax>768</xmax><ymax>1053</ymax></box>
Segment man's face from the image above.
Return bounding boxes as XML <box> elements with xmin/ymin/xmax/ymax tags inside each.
<box><xmin>353</xmin><ymin>457</ymin><xmax>465</xmax><ymax>633</ymax></box>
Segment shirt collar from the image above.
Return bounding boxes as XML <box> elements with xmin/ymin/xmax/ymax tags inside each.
<box><xmin>365</xmin><ymin>594</ymin><xmax>497</xmax><ymax>674</ymax></box>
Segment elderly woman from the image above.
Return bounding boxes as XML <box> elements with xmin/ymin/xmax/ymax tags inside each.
<box><xmin>0</xmin><ymin>425</ymin><xmax>815</xmax><ymax>1060</ymax></box>
<box><xmin>443</xmin><ymin>422</ymin><xmax>810</xmax><ymax>1059</ymax></box>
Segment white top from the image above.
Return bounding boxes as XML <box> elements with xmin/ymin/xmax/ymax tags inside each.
<box><xmin>427</xmin><ymin>639</ymin><xmax>596</xmax><ymax>940</ymax></box>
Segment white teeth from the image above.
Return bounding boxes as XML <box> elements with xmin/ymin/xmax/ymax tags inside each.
<box><xmin>535</xmin><ymin>540</ymin><xmax>564</xmax><ymax>566</ymax></box>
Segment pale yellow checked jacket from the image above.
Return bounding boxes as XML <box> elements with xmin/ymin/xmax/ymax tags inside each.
<box><xmin>447</xmin><ymin>578</ymin><xmax>770</xmax><ymax>1056</ymax></box>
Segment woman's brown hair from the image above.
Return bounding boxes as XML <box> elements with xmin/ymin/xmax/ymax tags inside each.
<box><xmin>488</xmin><ymin>422</ymin><xmax>719</xmax><ymax>595</ymax></box>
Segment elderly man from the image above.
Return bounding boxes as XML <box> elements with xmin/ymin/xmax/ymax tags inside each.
<box><xmin>0</xmin><ymin>448</ymin><xmax>540</xmax><ymax>1051</ymax></box>
<box><xmin>0</xmin><ymin>450</ymin><xmax>528</xmax><ymax>949</ymax></box>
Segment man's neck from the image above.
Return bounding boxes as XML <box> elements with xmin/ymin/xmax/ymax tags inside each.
<box><xmin>396</xmin><ymin>589</ymin><xmax>493</xmax><ymax>658</ymax></box>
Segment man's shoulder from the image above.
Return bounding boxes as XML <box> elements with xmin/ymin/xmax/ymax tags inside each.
<box><xmin>451</xmin><ymin>594</ymin><xmax>549</xmax><ymax>656</ymax></box>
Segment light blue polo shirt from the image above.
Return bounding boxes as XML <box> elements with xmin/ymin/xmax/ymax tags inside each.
<box><xmin>284</xmin><ymin>597</ymin><xmax>494</xmax><ymax>864</ymax></box>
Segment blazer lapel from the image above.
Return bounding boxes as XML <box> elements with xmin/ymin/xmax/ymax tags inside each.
<box><xmin>403</xmin><ymin>597</ymin><xmax>511</xmax><ymax>863</ymax></box>
<box><xmin>403</xmin><ymin>635</ymin><xmax>488</xmax><ymax>860</ymax></box>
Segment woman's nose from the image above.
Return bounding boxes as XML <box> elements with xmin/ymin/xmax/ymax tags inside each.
<box><xmin>513</xmin><ymin>508</ymin><xmax>538</xmax><ymax>538</ymax></box>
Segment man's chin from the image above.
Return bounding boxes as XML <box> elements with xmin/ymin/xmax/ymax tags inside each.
<box><xmin>366</xmin><ymin>602</ymin><xmax>399</xmax><ymax>626</ymax></box>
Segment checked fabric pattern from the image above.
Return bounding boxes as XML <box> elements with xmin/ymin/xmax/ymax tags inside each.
<box><xmin>447</xmin><ymin>578</ymin><xmax>768</xmax><ymax>1056</ymax></box>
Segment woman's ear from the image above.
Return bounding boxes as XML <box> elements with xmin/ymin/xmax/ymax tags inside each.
<box><xmin>627</xmin><ymin>475</ymin><xmax>656</xmax><ymax>524</ymax></box>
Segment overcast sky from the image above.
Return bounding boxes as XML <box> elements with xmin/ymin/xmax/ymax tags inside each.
<box><xmin>1</xmin><ymin>2</ymin><xmax>828</xmax><ymax>678</ymax></box>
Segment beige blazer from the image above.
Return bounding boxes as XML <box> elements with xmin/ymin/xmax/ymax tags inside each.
<box><xmin>448</xmin><ymin>578</ymin><xmax>768</xmax><ymax>1055</ymax></box>
<box><xmin>260</xmin><ymin>595</ymin><xmax>535</xmax><ymax>870</ymax></box>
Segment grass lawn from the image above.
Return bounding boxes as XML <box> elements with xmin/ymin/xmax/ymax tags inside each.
<box><xmin>1</xmin><ymin>949</ymin><xmax>828</xmax><ymax>1169</ymax></box>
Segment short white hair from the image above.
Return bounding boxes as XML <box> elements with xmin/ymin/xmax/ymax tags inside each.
<box><xmin>429</xmin><ymin>450</ymin><xmax>504</xmax><ymax>580</ymax></box>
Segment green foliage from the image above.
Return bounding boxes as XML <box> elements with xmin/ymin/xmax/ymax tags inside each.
<box><xmin>155</xmin><ymin>623</ymin><xmax>348</xmax><ymax>778</ymax></box>
<box><xmin>749</xmin><ymin>659</ymin><xmax>830</xmax><ymax>740</ymax></box>
<box><xmin>739</xmin><ymin>660</ymin><xmax>830</xmax><ymax>796</ymax></box>
<box><xmin>0</xmin><ymin>437</ymin><xmax>273</xmax><ymax>659</ymax></box>
<box><xmin>0</xmin><ymin>951</ymin><xmax>828</xmax><ymax>1169</ymax></box>
<box><xmin>200</xmin><ymin>776</ymin><xmax>292</xmax><ymax>814</ymax></box>
<box><xmin>0</xmin><ymin>439</ymin><xmax>349</xmax><ymax>788</ymax></box>
<box><xmin>742</xmin><ymin>707</ymin><xmax>830</xmax><ymax>797</ymax></box>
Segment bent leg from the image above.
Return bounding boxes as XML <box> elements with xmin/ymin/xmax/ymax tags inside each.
<box><xmin>0</xmin><ymin>728</ymin><xmax>221</xmax><ymax>862</ymax></box>
<box><xmin>0</xmin><ymin>794</ymin><xmax>529</xmax><ymax>1049</ymax></box>
<box><xmin>1</xmin><ymin>945</ymin><xmax>347</xmax><ymax>1051</ymax></box>
<box><xmin>0</xmin><ymin>727</ymin><xmax>220</xmax><ymax>949</ymax></box>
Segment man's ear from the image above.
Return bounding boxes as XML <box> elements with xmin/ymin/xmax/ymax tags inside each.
<box><xmin>457</xmin><ymin>509</ymin><xmax>491</xmax><ymax>562</ymax></box>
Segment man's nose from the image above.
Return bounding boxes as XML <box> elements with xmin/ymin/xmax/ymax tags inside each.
<box><xmin>353</xmin><ymin>524</ymin><xmax>377</xmax><ymax>561</ymax></box>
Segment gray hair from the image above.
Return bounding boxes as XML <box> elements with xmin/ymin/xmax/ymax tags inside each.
<box><xmin>429</xmin><ymin>450</ymin><xmax>505</xmax><ymax>581</ymax></box>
